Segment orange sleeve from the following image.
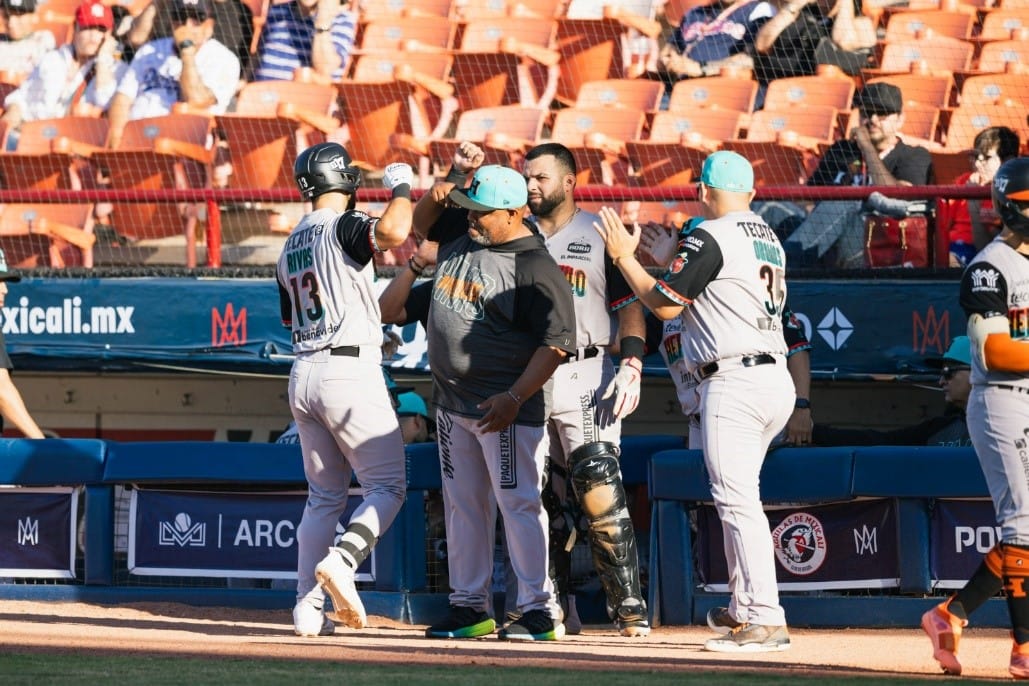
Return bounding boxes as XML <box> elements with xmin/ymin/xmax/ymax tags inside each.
<box><xmin>984</xmin><ymin>333</ymin><xmax>1029</xmax><ymax>373</ymax></box>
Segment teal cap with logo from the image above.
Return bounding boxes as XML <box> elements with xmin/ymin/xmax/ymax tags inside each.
<box><xmin>0</xmin><ymin>248</ymin><xmax>21</xmax><ymax>282</ymax></box>
<box><xmin>700</xmin><ymin>151</ymin><xmax>754</xmax><ymax>193</ymax></box>
<box><xmin>396</xmin><ymin>391</ymin><xmax>429</xmax><ymax>418</ymax></box>
<box><xmin>448</xmin><ymin>165</ymin><xmax>528</xmax><ymax>212</ymax></box>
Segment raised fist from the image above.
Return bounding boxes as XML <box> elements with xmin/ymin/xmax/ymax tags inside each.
<box><xmin>382</xmin><ymin>162</ymin><xmax>414</xmax><ymax>191</ymax></box>
<box><xmin>453</xmin><ymin>142</ymin><xmax>485</xmax><ymax>173</ymax></box>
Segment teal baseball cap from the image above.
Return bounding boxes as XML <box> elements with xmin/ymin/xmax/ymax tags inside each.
<box><xmin>448</xmin><ymin>165</ymin><xmax>528</xmax><ymax>212</ymax></box>
<box><xmin>396</xmin><ymin>391</ymin><xmax>429</xmax><ymax>418</ymax></box>
<box><xmin>925</xmin><ymin>336</ymin><xmax>971</xmax><ymax>368</ymax></box>
<box><xmin>700</xmin><ymin>151</ymin><xmax>754</xmax><ymax>193</ymax></box>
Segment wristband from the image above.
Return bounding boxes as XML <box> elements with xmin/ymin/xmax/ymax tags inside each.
<box><xmin>314</xmin><ymin>26</ymin><xmax>332</xmax><ymax>33</ymax></box>
<box><xmin>444</xmin><ymin>167</ymin><xmax>468</xmax><ymax>186</ymax></box>
<box><xmin>391</xmin><ymin>183</ymin><xmax>411</xmax><ymax>199</ymax></box>
<box><xmin>794</xmin><ymin>398</ymin><xmax>811</xmax><ymax>410</ymax></box>
<box><xmin>506</xmin><ymin>389</ymin><xmax>522</xmax><ymax>405</ymax></box>
<box><xmin>408</xmin><ymin>256</ymin><xmax>425</xmax><ymax>276</ymax></box>
<box><xmin>620</xmin><ymin>335</ymin><xmax>646</xmax><ymax>361</ymax></box>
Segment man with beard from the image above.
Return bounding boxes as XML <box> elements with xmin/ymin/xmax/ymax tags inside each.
<box><xmin>517</xmin><ymin>142</ymin><xmax>651</xmax><ymax>637</ymax></box>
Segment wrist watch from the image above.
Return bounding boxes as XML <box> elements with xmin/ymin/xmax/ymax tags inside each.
<box><xmin>794</xmin><ymin>398</ymin><xmax>811</xmax><ymax>410</ymax></box>
<box><xmin>177</xmin><ymin>39</ymin><xmax>195</xmax><ymax>51</ymax></box>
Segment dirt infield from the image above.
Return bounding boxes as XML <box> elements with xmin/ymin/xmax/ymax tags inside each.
<box><xmin>0</xmin><ymin>600</ymin><xmax>1019</xmax><ymax>681</ymax></box>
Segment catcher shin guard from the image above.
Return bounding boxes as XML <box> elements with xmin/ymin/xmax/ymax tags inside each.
<box><xmin>569</xmin><ymin>441</ymin><xmax>646</xmax><ymax>622</ymax></box>
<box><xmin>1003</xmin><ymin>543</ymin><xmax>1029</xmax><ymax>644</ymax></box>
<box><xmin>542</xmin><ymin>462</ymin><xmax>575</xmax><ymax>600</ymax></box>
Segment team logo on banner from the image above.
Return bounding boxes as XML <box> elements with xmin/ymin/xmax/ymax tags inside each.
<box><xmin>158</xmin><ymin>512</ymin><xmax>206</xmax><ymax>547</ymax></box>
<box><xmin>772</xmin><ymin>512</ymin><xmax>827</xmax><ymax>576</ymax></box>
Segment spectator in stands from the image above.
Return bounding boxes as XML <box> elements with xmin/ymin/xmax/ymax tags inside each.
<box><xmin>126</xmin><ymin>0</ymin><xmax>253</xmax><ymax>76</ymax></box>
<box><xmin>656</xmin><ymin>0</ymin><xmax>774</xmax><ymax>83</ymax></box>
<box><xmin>2</xmin><ymin>0</ymin><xmax>126</xmax><ymax>144</ymax></box>
<box><xmin>811</xmin><ymin>336</ymin><xmax>971</xmax><ymax>447</ymax></box>
<box><xmin>253</xmin><ymin>0</ymin><xmax>357</xmax><ymax>82</ymax></box>
<box><xmin>752</xmin><ymin>0</ymin><xmax>875</xmax><ymax>106</ymax></box>
<box><xmin>105</xmin><ymin>0</ymin><xmax>240</xmax><ymax>149</ymax></box>
<box><xmin>0</xmin><ymin>0</ymin><xmax>56</xmax><ymax>81</ymax></box>
<box><xmin>786</xmin><ymin>82</ymin><xmax>934</xmax><ymax>268</ymax></box>
<box><xmin>396</xmin><ymin>390</ymin><xmax>434</xmax><ymax>445</ymax></box>
<box><xmin>0</xmin><ymin>249</ymin><xmax>45</xmax><ymax>440</ymax></box>
<box><xmin>937</xmin><ymin>126</ymin><xmax>1021</xmax><ymax>265</ymax></box>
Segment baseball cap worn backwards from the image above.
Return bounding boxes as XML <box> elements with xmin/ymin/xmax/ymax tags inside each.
<box><xmin>448</xmin><ymin>165</ymin><xmax>528</xmax><ymax>212</ymax></box>
<box><xmin>0</xmin><ymin>248</ymin><xmax>21</xmax><ymax>282</ymax></box>
<box><xmin>700</xmin><ymin>151</ymin><xmax>754</xmax><ymax>193</ymax></box>
<box><xmin>925</xmin><ymin>336</ymin><xmax>972</xmax><ymax>368</ymax></box>
<box><xmin>75</xmin><ymin>0</ymin><xmax>113</xmax><ymax>30</ymax></box>
<box><xmin>855</xmin><ymin>83</ymin><xmax>903</xmax><ymax>116</ymax></box>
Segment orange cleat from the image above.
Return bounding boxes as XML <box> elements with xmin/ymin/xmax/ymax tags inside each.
<box><xmin>921</xmin><ymin>599</ymin><xmax>967</xmax><ymax>675</ymax></box>
<box><xmin>1011</xmin><ymin>640</ymin><xmax>1029</xmax><ymax>679</ymax></box>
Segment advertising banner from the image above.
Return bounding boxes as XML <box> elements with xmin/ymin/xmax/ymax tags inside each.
<box><xmin>931</xmin><ymin>498</ymin><xmax>999</xmax><ymax>589</ymax></box>
<box><xmin>128</xmin><ymin>489</ymin><xmax>373</xmax><ymax>580</ymax></box>
<box><xmin>697</xmin><ymin>499</ymin><xmax>899</xmax><ymax>590</ymax></box>
<box><xmin>0</xmin><ymin>487</ymin><xmax>77</xmax><ymax>579</ymax></box>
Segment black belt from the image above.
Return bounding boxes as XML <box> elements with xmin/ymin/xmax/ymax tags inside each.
<box><xmin>698</xmin><ymin>353</ymin><xmax>776</xmax><ymax>380</ymax></box>
<box><xmin>330</xmin><ymin>346</ymin><xmax>360</xmax><ymax>357</ymax></box>
<box><xmin>995</xmin><ymin>384</ymin><xmax>1029</xmax><ymax>394</ymax></box>
<box><xmin>562</xmin><ymin>346</ymin><xmax>600</xmax><ymax>364</ymax></box>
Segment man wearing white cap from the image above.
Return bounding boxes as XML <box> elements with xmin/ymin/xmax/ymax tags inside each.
<box><xmin>595</xmin><ymin>150</ymin><xmax>795</xmax><ymax>652</ymax></box>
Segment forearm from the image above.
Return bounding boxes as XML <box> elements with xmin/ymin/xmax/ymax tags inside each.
<box><xmin>0</xmin><ymin>381</ymin><xmax>44</xmax><ymax>439</ymax></box>
<box><xmin>178</xmin><ymin>53</ymin><xmax>217</xmax><ymax>108</ymax></box>
<box><xmin>127</xmin><ymin>4</ymin><xmax>156</xmax><ymax>48</ymax></box>
<box><xmin>861</xmin><ymin>146</ymin><xmax>902</xmax><ymax>186</ymax></box>
<box><xmin>787</xmin><ymin>350</ymin><xmax>811</xmax><ymax>399</ymax></box>
<box><xmin>755</xmin><ymin>6</ymin><xmax>801</xmax><ymax>54</ymax></box>
<box><xmin>510</xmin><ymin>346</ymin><xmax>565</xmax><ymax>401</ymax></box>
<box><xmin>614</xmin><ymin>255</ymin><xmax>682</xmax><ymax>320</ymax></box>
<box><xmin>310</xmin><ymin>31</ymin><xmax>343</xmax><ymax>77</ymax></box>
<box><xmin>378</xmin><ymin>257</ymin><xmax>419</xmax><ymax>325</ymax></box>
<box><xmin>616</xmin><ymin>302</ymin><xmax>647</xmax><ymax>356</ymax></box>
<box><xmin>413</xmin><ymin>184</ymin><xmax>451</xmax><ymax>239</ymax></box>
<box><xmin>106</xmin><ymin>94</ymin><xmax>130</xmax><ymax>147</ymax></box>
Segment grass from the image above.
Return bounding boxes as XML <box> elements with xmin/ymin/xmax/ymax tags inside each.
<box><xmin>0</xmin><ymin>655</ymin><xmax>1006</xmax><ymax>685</ymax></box>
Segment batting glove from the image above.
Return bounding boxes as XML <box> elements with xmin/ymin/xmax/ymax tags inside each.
<box><xmin>382</xmin><ymin>162</ymin><xmax>414</xmax><ymax>191</ymax></box>
<box><xmin>602</xmin><ymin>357</ymin><xmax>642</xmax><ymax>419</ymax></box>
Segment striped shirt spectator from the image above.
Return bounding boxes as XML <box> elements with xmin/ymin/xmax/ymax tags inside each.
<box><xmin>254</xmin><ymin>0</ymin><xmax>356</xmax><ymax>82</ymax></box>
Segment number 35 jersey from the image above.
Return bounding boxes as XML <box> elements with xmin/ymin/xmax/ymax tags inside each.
<box><xmin>655</xmin><ymin>210</ymin><xmax>788</xmax><ymax>370</ymax></box>
<box><xmin>276</xmin><ymin>207</ymin><xmax>384</xmax><ymax>353</ymax></box>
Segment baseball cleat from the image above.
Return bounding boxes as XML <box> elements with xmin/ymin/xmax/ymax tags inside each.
<box><xmin>921</xmin><ymin>599</ymin><xmax>966</xmax><ymax>675</ymax></box>
<box><xmin>704</xmin><ymin>623</ymin><xmax>791</xmax><ymax>653</ymax></box>
<box><xmin>425</xmin><ymin>605</ymin><xmax>496</xmax><ymax>639</ymax></box>
<box><xmin>616</xmin><ymin>598</ymin><xmax>650</xmax><ymax>637</ymax></box>
<box><xmin>707</xmin><ymin>606</ymin><xmax>743</xmax><ymax>635</ymax></box>
<box><xmin>293</xmin><ymin>601</ymin><xmax>335</xmax><ymax>637</ymax></box>
<box><xmin>498</xmin><ymin>609</ymin><xmax>565</xmax><ymax>641</ymax></box>
<box><xmin>1012</xmin><ymin>640</ymin><xmax>1029</xmax><ymax>679</ymax></box>
<box><xmin>315</xmin><ymin>548</ymin><xmax>366</xmax><ymax>629</ymax></box>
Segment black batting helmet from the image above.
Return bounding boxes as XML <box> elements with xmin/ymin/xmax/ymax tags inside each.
<box><xmin>293</xmin><ymin>142</ymin><xmax>361</xmax><ymax>200</ymax></box>
<box><xmin>992</xmin><ymin>157</ymin><xmax>1029</xmax><ymax>238</ymax></box>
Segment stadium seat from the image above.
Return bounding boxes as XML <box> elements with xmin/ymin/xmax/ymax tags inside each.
<box><xmin>973</xmin><ymin>9</ymin><xmax>1028</xmax><ymax>44</ymax></box>
<box><xmin>451</xmin><ymin>0</ymin><xmax>560</xmax><ymax>20</ymax></box>
<box><xmin>417</xmin><ymin>105</ymin><xmax>546</xmax><ymax>174</ymax></box>
<box><xmin>574</xmin><ymin>78</ymin><xmax>664</xmax><ymax>111</ymax></box>
<box><xmin>0</xmin><ymin>203</ymin><xmax>95</xmax><ymax>268</ymax></box>
<box><xmin>745</xmin><ymin>105</ymin><xmax>839</xmax><ymax>146</ymax></box>
<box><xmin>90</xmin><ymin>113</ymin><xmax>216</xmax><ymax>267</ymax></box>
<box><xmin>0</xmin><ymin>116</ymin><xmax>108</xmax><ymax>190</ymax></box>
<box><xmin>354</xmin><ymin>15</ymin><xmax>456</xmax><ymax>53</ymax></box>
<box><xmin>448</xmin><ymin>17</ymin><xmax>560</xmax><ymax>112</ymax></box>
<box><xmin>862</xmin><ymin>36</ymin><xmax>974</xmax><ymax>77</ymax></box>
<box><xmin>662</xmin><ymin>0</ymin><xmax>709</xmax><ymax>27</ymax></box>
<box><xmin>865</xmin><ymin>72</ymin><xmax>955</xmax><ymax>108</ymax></box>
<box><xmin>973</xmin><ymin>40</ymin><xmax>1029</xmax><ymax>74</ymax></box>
<box><xmin>547</xmin><ymin>106</ymin><xmax>646</xmax><ymax>185</ymax></box>
<box><xmin>942</xmin><ymin>103</ymin><xmax>1029</xmax><ymax>150</ymax></box>
<box><xmin>882</xmin><ymin>10</ymin><xmax>974</xmax><ymax>42</ymax></box>
<box><xmin>356</xmin><ymin>0</ymin><xmax>453</xmax><ymax>20</ymax></box>
<box><xmin>724</xmin><ymin>107</ymin><xmax>837</xmax><ymax>187</ymax></box>
<box><xmin>215</xmin><ymin>80</ymin><xmax>339</xmax><ymax>192</ymax></box>
<box><xmin>931</xmin><ymin>149</ymin><xmax>974</xmax><ymax>186</ymax></box>
<box><xmin>667</xmin><ymin>75</ymin><xmax>758</xmax><ymax>115</ymax></box>
<box><xmin>625</xmin><ymin>110</ymin><xmax>743</xmax><ymax>187</ymax></box>
<box><xmin>959</xmin><ymin>72</ymin><xmax>1029</xmax><ymax>106</ymax></box>
<box><xmin>897</xmin><ymin>102</ymin><xmax>943</xmax><ymax>145</ymax></box>
<box><xmin>553</xmin><ymin>8</ymin><xmax>661</xmax><ymax>105</ymax></box>
<box><xmin>762</xmin><ymin>73</ymin><xmax>855</xmax><ymax>112</ymax></box>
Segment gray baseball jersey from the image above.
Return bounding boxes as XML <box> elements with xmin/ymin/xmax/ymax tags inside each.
<box><xmin>656</xmin><ymin>211</ymin><xmax>788</xmax><ymax>370</ymax></box>
<box><xmin>960</xmin><ymin>237</ymin><xmax>1029</xmax><ymax>544</ymax></box>
<box><xmin>277</xmin><ymin>207</ymin><xmax>384</xmax><ymax>354</ymax></box>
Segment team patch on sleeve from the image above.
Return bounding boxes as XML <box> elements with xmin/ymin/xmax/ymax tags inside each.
<box><xmin>966</xmin><ymin>266</ymin><xmax>1001</xmax><ymax>294</ymax></box>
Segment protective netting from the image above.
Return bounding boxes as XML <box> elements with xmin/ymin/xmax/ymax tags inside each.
<box><xmin>0</xmin><ymin>0</ymin><xmax>1026</xmax><ymax>273</ymax></box>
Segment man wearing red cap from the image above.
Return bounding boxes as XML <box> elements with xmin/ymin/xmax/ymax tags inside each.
<box><xmin>1</xmin><ymin>0</ymin><xmax>125</xmax><ymax>138</ymax></box>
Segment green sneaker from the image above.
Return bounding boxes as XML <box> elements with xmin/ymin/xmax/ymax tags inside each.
<box><xmin>498</xmin><ymin>609</ymin><xmax>564</xmax><ymax>641</ymax></box>
<box><xmin>425</xmin><ymin>605</ymin><xmax>496</xmax><ymax>639</ymax></box>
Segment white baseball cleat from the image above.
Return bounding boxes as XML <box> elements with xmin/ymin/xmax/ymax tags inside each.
<box><xmin>315</xmin><ymin>548</ymin><xmax>367</xmax><ymax>629</ymax></box>
<box><xmin>293</xmin><ymin>600</ymin><xmax>335</xmax><ymax>637</ymax></box>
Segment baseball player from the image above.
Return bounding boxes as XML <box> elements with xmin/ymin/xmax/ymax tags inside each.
<box><xmin>595</xmin><ymin>150</ymin><xmax>795</xmax><ymax>653</ymax></box>
<box><xmin>923</xmin><ymin>157</ymin><xmax>1029</xmax><ymax>678</ymax></box>
<box><xmin>520</xmin><ymin>142</ymin><xmax>651</xmax><ymax>637</ymax></box>
<box><xmin>276</xmin><ymin>142</ymin><xmax>413</xmax><ymax>638</ymax></box>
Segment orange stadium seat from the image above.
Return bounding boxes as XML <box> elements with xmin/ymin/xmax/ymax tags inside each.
<box><xmin>448</xmin><ymin>17</ymin><xmax>559</xmax><ymax>111</ymax></box>
<box><xmin>865</xmin><ymin>73</ymin><xmax>956</xmax><ymax>108</ymax></box>
<box><xmin>354</xmin><ymin>15</ymin><xmax>456</xmax><ymax>53</ymax></box>
<box><xmin>667</xmin><ymin>75</ymin><xmax>758</xmax><ymax>115</ymax></box>
<box><xmin>882</xmin><ymin>10</ymin><xmax>975</xmax><ymax>41</ymax></box>
<box><xmin>625</xmin><ymin>110</ymin><xmax>743</xmax><ymax>187</ymax></box>
<box><xmin>943</xmin><ymin>103</ymin><xmax>1029</xmax><ymax>150</ymax></box>
<box><xmin>745</xmin><ymin>105</ymin><xmax>839</xmax><ymax>145</ymax></box>
<box><xmin>898</xmin><ymin>102</ymin><xmax>943</xmax><ymax>145</ymax></box>
<box><xmin>974</xmin><ymin>9</ymin><xmax>1028</xmax><ymax>43</ymax></box>
<box><xmin>974</xmin><ymin>40</ymin><xmax>1029</xmax><ymax>73</ymax></box>
<box><xmin>424</xmin><ymin>105</ymin><xmax>547</xmax><ymax>174</ymax></box>
<box><xmin>959</xmin><ymin>72</ymin><xmax>1029</xmax><ymax>106</ymax></box>
<box><xmin>90</xmin><ymin>113</ymin><xmax>216</xmax><ymax>267</ymax></box>
<box><xmin>451</xmin><ymin>0</ymin><xmax>561</xmax><ymax>20</ymax></box>
<box><xmin>356</xmin><ymin>0</ymin><xmax>453</xmax><ymax>20</ymax></box>
<box><xmin>0</xmin><ymin>203</ymin><xmax>95</xmax><ymax>268</ymax></box>
<box><xmin>0</xmin><ymin>116</ymin><xmax>108</xmax><ymax>190</ymax></box>
<box><xmin>931</xmin><ymin>149</ymin><xmax>974</xmax><ymax>186</ymax></box>
<box><xmin>863</xmin><ymin>36</ymin><xmax>974</xmax><ymax>77</ymax></box>
<box><xmin>574</xmin><ymin>78</ymin><xmax>665</xmax><ymax>111</ymax></box>
<box><xmin>547</xmin><ymin>106</ymin><xmax>646</xmax><ymax>186</ymax></box>
<box><xmin>216</xmin><ymin>80</ymin><xmax>339</xmax><ymax>192</ymax></box>
<box><xmin>724</xmin><ymin>106</ymin><xmax>837</xmax><ymax>186</ymax></box>
<box><xmin>762</xmin><ymin>74</ymin><xmax>855</xmax><ymax>112</ymax></box>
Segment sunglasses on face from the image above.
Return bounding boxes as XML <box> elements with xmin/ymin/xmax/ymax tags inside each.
<box><xmin>941</xmin><ymin>366</ymin><xmax>970</xmax><ymax>380</ymax></box>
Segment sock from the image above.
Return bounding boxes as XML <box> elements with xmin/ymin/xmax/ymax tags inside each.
<box><xmin>1002</xmin><ymin>543</ymin><xmax>1029</xmax><ymax>644</ymax></box>
<box><xmin>952</xmin><ymin>544</ymin><xmax>1004</xmax><ymax>619</ymax></box>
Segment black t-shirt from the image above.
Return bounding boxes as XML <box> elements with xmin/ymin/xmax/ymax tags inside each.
<box><xmin>752</xmin><ymin>7</ymin><xmax>829</xmax><ymax>84</ymax></box>
<box><xmin>807</xmin><ymin>139</ymin><xmax>934</xmax><ymax>187</ymax></box>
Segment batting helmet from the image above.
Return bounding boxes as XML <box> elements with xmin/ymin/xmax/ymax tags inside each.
<box><xmin>992</xmin><ymin>157</ymin><xmax>1029</xmax><ymax>238</ymax></box>
<box><xmin>294</xmin><ymin>142</ymin><xmax>361</xmax><ymax>200</ymax></box>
